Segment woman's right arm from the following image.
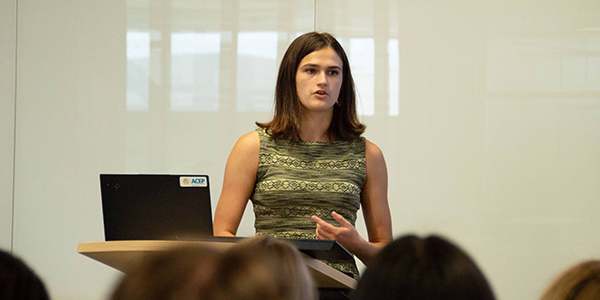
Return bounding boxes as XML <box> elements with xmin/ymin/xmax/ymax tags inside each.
<box><xmin>212</xmin><ymin>131</ymin><xmax>260</xmax><ymax>236</ymax></box>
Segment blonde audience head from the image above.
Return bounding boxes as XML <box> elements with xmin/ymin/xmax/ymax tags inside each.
<box><xmin>110</xmin><ymin>244</ymin><xmax>220</xmax><ymax>300</ymax></box>
<box><xmin>110</xmin><ymin>236</ymin><xmax>315</xmax><ymax>300</ymax></box>
<box><xmin>540</xmin><ymin>260</ymin><xmax>600</xmax><ymax>300</ymax></box>
<box><xmin>208</xmin><ymin>235</ymin><xmax>316</xmax><ymax>300</ymax></box>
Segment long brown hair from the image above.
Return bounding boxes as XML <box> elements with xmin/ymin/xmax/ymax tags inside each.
<box><xmin>256</xmin><ymin>32</ymin><xmax>365</xmax><ymax>142</ymax></box>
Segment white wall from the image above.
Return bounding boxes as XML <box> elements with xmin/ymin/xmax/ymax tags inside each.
<box><xmin>0</xmin><ymin>0</ymin><xmax>16</xmax><ymax>252</ymax></box>
<box><xmin>3</xmin><ymin>0</ymin><xmax>600</xmax><ymax>299</ymax></box>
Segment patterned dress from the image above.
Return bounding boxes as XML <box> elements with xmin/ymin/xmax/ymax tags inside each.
<box><xmin>250</xmin><ymin>128</ymin><xmax>367</xmax><ymax>278</ymax></box>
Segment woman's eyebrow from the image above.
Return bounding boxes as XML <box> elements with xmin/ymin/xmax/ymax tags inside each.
<box><xmin>300</xmin><ymin>63</ymin><xmax>342</xmax><ymax>70</ymax></box>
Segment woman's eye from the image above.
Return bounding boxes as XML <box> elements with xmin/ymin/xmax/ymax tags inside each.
<box><xmin>306</xmin><ymin>69</ymin><xmax>316</xmax><ymax>74</ymax></box>
<box><xmin>328</xmin><ymin>70</ymin><xmax>340</xmax><ymax>76</ymax></box>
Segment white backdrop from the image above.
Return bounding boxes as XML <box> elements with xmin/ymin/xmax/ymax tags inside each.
<box><xmin>0</xmin><ymin>0</ymin><xmax>16</xmax><ymax>252</ymax></box>
<box><xmin>1</xmin><ymin>0</ymin><xmax>600</xmax><ymax>299</ymax></box>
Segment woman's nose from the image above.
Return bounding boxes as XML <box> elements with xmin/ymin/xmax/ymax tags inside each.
<box><xmin>316</xmin><ymin>71</ymin><xmax>328</xmax><ymax>85</ymax></box>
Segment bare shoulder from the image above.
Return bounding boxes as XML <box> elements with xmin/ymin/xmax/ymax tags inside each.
<box><xmin>364</xmin><ymin>138</ymin><xmax>385</xmax><ymax>162</ymax></box>
<box><xmin>363</xmin><ymin>138</ymin><xmax>388</xmax><ymax>179</ymax></box>
<box><xmin>225</xmin><ymin>130</ymin><xmax>260</xmax><ymax>168</ymax></box>
<box><xmin>232</xmin><ymin>131</ymin><xmax>260</xmax><ymax>153</ymax></box>
<box><xmin>237</xmin><ymin>130</ymin><xmax>259</xmax><ymax>147</ymax></box>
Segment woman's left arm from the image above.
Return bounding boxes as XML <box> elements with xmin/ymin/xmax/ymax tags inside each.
<box><xmin>312</xmin><ymin>139</ymin><xmax>393</xmax><ymax>266</ymax></box>
<box><xmin>357</xmin><ymin>139</ymin><xmax>393</xmax><ymax>263</ymax></box>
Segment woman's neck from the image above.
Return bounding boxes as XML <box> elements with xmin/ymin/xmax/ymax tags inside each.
<box><xmin>299</xmin><ymin>110</ymin><xmax>333</xmax><ymax>142</ymax></box>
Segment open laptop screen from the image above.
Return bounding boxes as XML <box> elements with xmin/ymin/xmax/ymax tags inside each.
<box><xmin>100</xmin><ymin>174</ymin><xmax>213</xmax><ymax>241</ymax></box>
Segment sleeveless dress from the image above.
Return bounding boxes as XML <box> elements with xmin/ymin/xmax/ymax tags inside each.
<box><xmin>250</xmin><ymin>128</ymin><xmax>366</xmax><ymax>279</ymax></box>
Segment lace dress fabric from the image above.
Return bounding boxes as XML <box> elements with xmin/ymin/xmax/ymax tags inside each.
<box><xmin>250</xmin><ymin>128</ymin><xmax>366</xmax><ymax>278</ymax></box>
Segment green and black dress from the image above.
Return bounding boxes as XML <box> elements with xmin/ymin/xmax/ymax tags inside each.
<box><xmin>250</xmin><ymin>128</ymin><xmax>366</xmax><ymax>279</ymax></box>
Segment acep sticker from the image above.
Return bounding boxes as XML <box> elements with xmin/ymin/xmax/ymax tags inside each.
<box><xmin>180</xmin><ymin>176</ymin><xmax>208</xmax><ymax>187</ymax></box>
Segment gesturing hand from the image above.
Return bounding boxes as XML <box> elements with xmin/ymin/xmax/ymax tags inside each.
<box><xmin>311</xmin><ymin>211</ymin><xmax>364</xmax><ymax>253</ymax></box>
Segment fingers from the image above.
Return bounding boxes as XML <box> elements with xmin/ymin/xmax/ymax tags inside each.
<box><xmin>332</xmin><ymin>211</ymin><xmax>352</xmax><ymax>228</ymax></box>
<box><xmin>311</xmin><ymin>214</ymin><xmax>339</xmax><ymax>232</ymax></box>
<box><xmin>312</xmin><ymin>212</ymin><xmax>361</xmax><ymax>254</ymax></box>
<box><xmin>312</xmin><ymin>212</ymin><xmax>350</xmax><ymax>229</ymax></box>
<box><xmin>311</xmin><ymin>215</ymin><xmax>327</xmax><ymax>226</ymax></box>
<box><xmin>312</xmin><ymin>215</ymin><xmax>333</xmax><ymax>240</ymax></box>
<box><xmin>312</xmin><ymin>212</ymin><xmax>349</xmax><ymax>240</ymax></box>
<box><xmin>315</xmin><ymin>223</ymin><xmax>335</xmax><ymax>240</ymax></box>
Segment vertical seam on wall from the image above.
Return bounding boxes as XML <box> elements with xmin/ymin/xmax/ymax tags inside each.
<box><xmin>10</xmin><ymin>0</ymin><xmax>18</xmax><ymax>254</ymax></box>
<box><xmin>313</xmin><ymin>0</ymin><xmax>316</xmax><ymax>30</ymax></box>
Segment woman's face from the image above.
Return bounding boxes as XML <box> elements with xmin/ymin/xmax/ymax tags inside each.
<box><xmin>295</xmin><ymin>46</ymin><xmax>343</xmax><ymax>115</ymax></box>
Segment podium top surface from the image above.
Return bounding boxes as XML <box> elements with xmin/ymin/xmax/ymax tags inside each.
<box><xmin>156</xmin><ymin>236</ymin><xmax>354</xmax><ymax>262</ymax></box>
<box><xmin>78</xmin><ymin>239</ymin><xmax>357</xmax><ymax>289</ymax></box>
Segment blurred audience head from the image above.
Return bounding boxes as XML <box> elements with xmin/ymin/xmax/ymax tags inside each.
<box><xmin>352</xmin><ymin>234</ymin><xmax>496</xmax><ymax>300</ymax></box>
<box><xmin>540</xmin><ymin>260</ymin><xmax>600</xmax><ymax>300</ymax></box>
<box><xmin>0</xmin><ymin>249</ymin><xmax>49</xmax><ymax>300</ymax></box>
<box><xmin>208</xmin><ymin>235</ymin><xmax>316</xmax><ymax>300</ymax></box>
<box><xmin>110</xmin><ymin>244</ymin><xmax>220</xmax><ymax>300</ymax></box>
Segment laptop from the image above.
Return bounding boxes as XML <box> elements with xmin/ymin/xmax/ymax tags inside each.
<box><xmin>99</xmin><ymin>174</ymin><xmax>352</xmax><ymax>264</ymax></box>
<box><xmin>100</xmin><ymin>174</ymin><xmax>213</xmax><ymax>241</ymax></box>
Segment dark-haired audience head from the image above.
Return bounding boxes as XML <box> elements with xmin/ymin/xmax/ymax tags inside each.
<box><xmin>540</xmin><ymin>260</ymin><xmax>600</xmax><ymax>300</ymax></box>
<box><xmin>0</xmin><ymin>250</ymin><xmax>49</xmax><ymax>300</ymax></box>
<box><xmin>208</xmin><ymin>235</ymin><xmax>316</xmax><ymax>300</ymax></box>
<box><xmin>110</xmin><ymin>245</ymin><xmax>220</xmax><ymax>300</ymax></box>
<box><xmin>352</xmin><ymin>234</ymin><xmax>496</xmax><ymax>300</ymax></box>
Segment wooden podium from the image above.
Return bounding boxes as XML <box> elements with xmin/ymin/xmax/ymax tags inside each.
<box><xmin>78</xmin><ymin>240</ymin><xmax>357</xmax><ymax>289</ymax></box>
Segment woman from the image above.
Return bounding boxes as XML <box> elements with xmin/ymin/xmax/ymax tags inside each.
<box><xmin>351</xmin><ymin>235</ymin><xmax>496</xmax><ymax>300</ymax></box>
<box><xmin>213</xmin><ymin>32</ymin><xmax>392</xmax><ymax>279</ymax></box>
